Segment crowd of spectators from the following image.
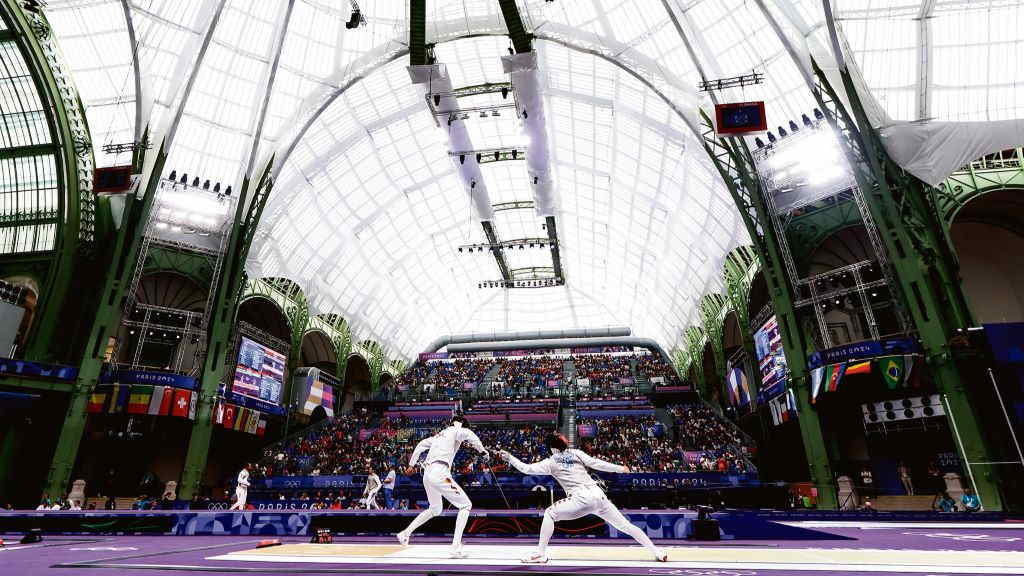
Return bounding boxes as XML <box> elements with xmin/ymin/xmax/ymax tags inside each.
<box><xmin>670</xmin><ymin>403</ymin><xmax>746</xmax><ymax>451</ymax></box>
<box><xmin>495</xmin><ymin>356</ymin><xmax>564</xmax><ymax>387</ymax></box>
<box><xmin>635</xmin><ymin>353</ymin><xmax>682</xmax><ymax>384</ymax></box>
<box><xmin>573</xmin><ymin>406</ymin><xmax>754</xmax><ymax>473</ymax></box>
<box><xmin>419</xmin><ymin>359</ymin><xmax>494</xmax><ymax>397</ymax></box>
<box><xmin>577</xmin><ymin>415</ymin><xmax>673</xmax><ymax>472</ymax></box>
<box><xmin>572</xmin><ymin>354</ymin><xmax>634</xmax><ymax>392</ymax></box>
<box><xmin>253</xmin><ymin>410</ymin><xmax>403</xmax><ymax>480</ymax></box>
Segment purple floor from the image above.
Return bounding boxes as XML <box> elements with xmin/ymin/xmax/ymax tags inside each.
<box><xmin>2</xmin><ymin>524</ymin><xmax>1023</xmax><ymax>575</ymax></box>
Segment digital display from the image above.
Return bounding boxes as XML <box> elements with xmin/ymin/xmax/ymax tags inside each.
<box><xmin>754</xmin><ymin>315</ymin><xmax>787</xmax><ymax>398</ymax></box>
<box><xmin>231</xmin><ymin>336</ymin><xmax>286</xmax><ymax>409</ymax></box>
<box><xmin>715</xmin><ymin>101</ymin><xmax>767</xmax><ymax>135</ymax></box>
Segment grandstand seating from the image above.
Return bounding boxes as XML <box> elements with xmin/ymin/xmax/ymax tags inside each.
<box><xmin>466</xmin><ymin>398</ymin><xmax>559</xmax><ymax>423</ymax></box>
<box><xmin>251</xmin><ymin>351</ymin><xmax>754</xmax><ymax>482</ymax></box>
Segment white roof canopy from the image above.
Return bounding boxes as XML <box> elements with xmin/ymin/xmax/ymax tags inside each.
<box><xmin>44</xmin><ymin>0</ymin><xmax>1024</xmax><ymax>360</ymax></box>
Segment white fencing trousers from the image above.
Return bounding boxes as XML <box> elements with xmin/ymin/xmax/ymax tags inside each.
<box><xmin>542</xmin><ymin>486</ymin><xmax>659</xmax><ymax>556</ymax></box>
<box><xmin>423</xmin><ymin>461</ymin><xmax>472</xmax><ymax>512</ymax></box>
<box><xmin>229</xmin><ymin>487</ymin><xmax>247</xmax><ymax>511</ymax></box>
<box><xmin>365</xmin><ymin>487</ymin><xmax>381</xmax><ymax>509</ymax></box>
<box><xmin>400</xmin><ymin>462</ymin><xmax>473</xmax><ymax>546</ymax></box>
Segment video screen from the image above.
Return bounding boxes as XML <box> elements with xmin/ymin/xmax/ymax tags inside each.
<box><xmin>232</xmin><ymin>336</ymin><xmax>286</xmax><ymax>409</ymax></box>
<box><xmin>754</xmin><ymin>315</ymin><xmax>788</xmax><ymax>398</ymax></box>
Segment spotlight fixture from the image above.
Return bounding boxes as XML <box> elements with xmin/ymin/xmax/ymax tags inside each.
<box><xmin>813</xmin><ymin>108</ymin><xmax>824</xmax><ymax>120</ymax></box>
<box><xmin>788</xmin><ymin>120</ymin><xmax>799</xmax><ymax>133</ymax></box>
<box><xmin>802</xmin><ymin>113</ymin><xmax>813</xmax><ymax>127</ymax></box>
<box><xmin>511</xmin><ymin>149</ymin><xmax>518</xmax><ymax>159</ymax></box>
<box><xmin>169</xmin><ymin>170</ymin><xmax>177</xmax><ymax>181</ymax></box>
<box><xmin>494</xmin><ymin>151</ymin><xmax>500</xmax><ymax>161</ymax></box>
<box><xmin>755</xmin><ymin>137</ymin><xmax>765</xmax><ymax>149</ymax></box>
<box><xmin>522</xmin><ymin>109</ymin><xmax>528</xmax><ymax>119</ymax></box>
<box><xmin>766</xmin><ymin>131</ymin><xmax>776</xmax><ymax>143</ymax></box>
<box><xmin>203</xmin><ymin>179</ymin><xmax>211</xmax><ymax>190</ymax></box>
<box><xmin>192</xmin><ymin>177</ymin><xmax>200</xmax><ymax>187</ymax></box>
<box><xmin>180</xmin><ymin>173</ymin><xmax>188</xmax><ymax>184</ymax></box>
<box><xmin>777</xmin><ymin>126</ymin><xmax>788</xmax><ymax>138</ymax></box>
<box><xmin>433</xmin><ymin>94</ymin><xmax>441</xmax><ymax>106</ymax></box>
<box><xmin>476</xmin><ymin>153</ymin><xmax>482</xmax><ymax>163</ymax></box>
<box><xmin>501</xmin><ymin>87</ymin><xmax>509</xmax><ymax>99</ymax></box>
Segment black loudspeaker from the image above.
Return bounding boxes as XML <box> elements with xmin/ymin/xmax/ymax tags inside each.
<box><xmin>20</xmin><ymin>529</ymin><xmax>43</xmax><ymax>544</ymax></box>
<box><xmin>690</xmin><ymin>518</ymin><xmax>721</xmax><ymax>541</ymax></box>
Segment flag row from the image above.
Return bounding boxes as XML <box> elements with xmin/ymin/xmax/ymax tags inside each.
<box><xmin>214</xmin><ymin>401</ymin><xmax>267</xmax><ymax>436</ymax></box>
<box><xmin>768</xmin><ymin>389</ymin><xmax>798</xmax><ymax>426</ymax></box>
<box><xmin>810</xmin><ymin>354</ymin><xmax>919</xmax><ymax>403</ymax></box>
<box><xmin>87</xmin><ymin>384</ymin><xmax>196</xmax><ymax>418</ymax></box>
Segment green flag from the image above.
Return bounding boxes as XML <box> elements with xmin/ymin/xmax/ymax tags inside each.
<box><xmin>879</xmin><ymin>355</ymin><xmax>905</xmax><ymax>390</ymax></box>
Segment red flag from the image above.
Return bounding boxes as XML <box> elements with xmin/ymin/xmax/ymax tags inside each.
<box><xmin>87</xmin><ymin>391</ymin><xmax>106</xmax><ymax>414</ymax></box>
<box><xmin>158</xmin><ymin>386</ymin><xmax>174</xmax><ymax>415</ymax></box>
<box><xmin>256</xmin><ymin>418</ymin><xmax>267</xmax><ymax>437</ymax></box>
<box><xmin>222</xmin><ymin>404</ymin><xmax>237</xmax><ymax>429</ymax></box>
<box><xmin>171</xmin><ymin>389</ymin><xmax>191</xmax><ymax>418</ymax></box>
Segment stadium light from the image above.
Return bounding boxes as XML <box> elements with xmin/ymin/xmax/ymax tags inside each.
<box><xmin>768</xmin><ymin>128</ymin><xmax>846</xmax><ymax>186</ymax></box>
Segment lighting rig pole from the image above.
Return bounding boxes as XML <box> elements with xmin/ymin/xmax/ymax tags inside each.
<box><xmin>179</xmin><ymin>161</ymin><xmax>275</xmax><ymax>501</ymax></box>
<box><xmin>699</xmin><ymin>110</ymin><xmax>838</xmax><ymax>509</ymax></box>
<box><xmin>808</xmin><ymin>58</ymin><xmax>1003</xmax><ymax>509</ymax></box>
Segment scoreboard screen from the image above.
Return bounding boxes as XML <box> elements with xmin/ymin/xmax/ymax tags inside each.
<box><xmin>715</xmin><ymin>101</ymin><xmax>767</xmax><ymax>136</ymax></box>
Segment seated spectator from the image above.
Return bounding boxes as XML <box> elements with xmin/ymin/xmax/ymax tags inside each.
<box><xmin>960</xmin><ymin>488</ymin><xmax>980</xmax><ymax>512</ymax></box>
<box><xmin>933</xmin><ymin>491</ymin><xmax>958</xmax><ymax>512</ymax></box>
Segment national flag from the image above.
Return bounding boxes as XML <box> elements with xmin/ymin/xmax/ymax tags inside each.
<box><xmin>187</xmin><ymin>390</ymin><xmax>198</xmax><ymax>420</ymax></box>
<box><xmin>233</xmin><ymin>407</ymin><xmax>249</xmax><ymax>431</ymax></box>
<box><xmin>810</xmin><ymin>365</ymin><xmax>826</xmax><ymax>403</ymax></box>
<box><xmin>826</xmin><ymin>363</ymin><xmax>847</xmax><ymax>393</ymax></box>
<box><xmin>171</xmin><ymin>389</ymin><xmax>191</xmax><ymax>418</ymax></box>
<box><xmin>147</xmin><ymin>386</ymin><xmax>166</xmax><ymax>415</ymax></box>
<box><xmin>158</xmin><ymin>386</ymin><xmax>174</xmax><ymax>415</ymax></box>
<box><xmin>105</xmin><ymin>385</ymin><xmax>120</xmax><ymax>413</ymax></box>
<box><xmin>127</xmin><ymin>385</ymin><xmax>153</xmax><ymax>414</ymax></box>
<box><xmin>879</xmin><ymin>356</ymin><xmax>905</xmax><ymax>390</ymax></box>
<box><xmin>256</xmin><ymin>418</ymin><xmax>267</xmax><ymax>437</ymax></box>
<box><xmin>245</xmin><ymin>410</ymin><xmax>259</xmax><ymax>434</ymax></box>
<box><xmin>214</xmin><ymin>401</ymin><xmax>225</xmax><ymax>424</ymax></box>
<box><xmin>107</xmin><ymin>384</ymin><xmax>130</xmax><ymax>413</ymax></box>
<box><xmin>87</xmin><ymin>391</ymin><xmax>107</xmax><ymax>414</ymax></box>
<box><xmin>785</xmin><ymin>389</ymin><xmax>798</xmax><ymax>421</ymax></box>
<box><xmin>846</xmin><ymin>361</ymin><xmax>872</xmax><ymax>376</ymax></box>
<box><xmin>222</xmin><ymin>403</ymin><xmax>237</xmax><ymax>429</ymax></box>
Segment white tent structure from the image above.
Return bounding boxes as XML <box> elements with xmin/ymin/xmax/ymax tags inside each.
<box><xmin>43</xmin><ymin>0</ymin><xmax>1024</xmax><ymax>360</ymax></box>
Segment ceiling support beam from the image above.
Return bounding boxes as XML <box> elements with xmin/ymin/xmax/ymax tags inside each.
<box><xmin>498</xmin><ymin>0</ymin><xmax>532</xmax><ymax>54</ymax></box>
<box><xmin>915</xmin><ymin>0</ymin><xmax>937</xmax><ymax>120</ymax></box>
<box><xmin>481</xmin><ymin>221</ymin><xmax>512</xmax><ymax>282</ymax></box>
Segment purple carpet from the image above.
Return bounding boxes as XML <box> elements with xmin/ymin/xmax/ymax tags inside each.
<box><xmin>2</xmin><ymin>524</ymin><xmax>1022</xmax><ymax>575</ymax></box>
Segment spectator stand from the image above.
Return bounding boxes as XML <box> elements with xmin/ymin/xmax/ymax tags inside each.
<box><xmin>570</xmin><ymin>353</ymin><xmax>639</xmax><ymax>398</ymax></box>
<box><xmin>668</xmin><ymin>402</ymin><xmax>758</xmax><ymax>474</ymax></box>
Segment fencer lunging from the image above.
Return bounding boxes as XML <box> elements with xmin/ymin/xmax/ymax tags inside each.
<box><xmin>396</xmin><ymin>414</ymin><xmax>488</xmax><ymax>558</ymax></box>
<box><xmin>500</xmin><ymin>432</ymin><xmax>668</xmax><ymax>564</ymax></box>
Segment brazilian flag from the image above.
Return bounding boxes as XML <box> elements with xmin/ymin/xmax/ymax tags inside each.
<box><xmin>879</xmin><ymin>355</ymin><xmax>905</xmax><ymax>390</ymax></box>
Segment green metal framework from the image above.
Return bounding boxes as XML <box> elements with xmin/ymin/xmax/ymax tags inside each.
<box><xmin>698</xmin><ymin>108</ymin><xmax>837</xmax><ymax>508</ymax></box>
<box><xmin>698</xmin><ymin>293</ymin><xmax>728</xmax><ymax>381</ymax></box>
<box><xmin>809</xmin><ymin>58</ymin><xmax>1003</xmax><ymax>509</ymax></box>
<box><xmin>0</xmin><ymin>0</ymin><xmax>94</xmax><ymax>362</ymax></box>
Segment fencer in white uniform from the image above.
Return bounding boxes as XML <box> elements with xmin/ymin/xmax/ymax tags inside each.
<box><xmin>363</xmin><ymin>470</ymin><xmax>382</xmax><ymax>509</ymax></box>
<box><xmin>396</xmin><ymin>414</ymin><xmax>488</xmax><ymax>558</ymax></box>
<box><xmin>500</xmin><ymin>432</ymin><xmax>667</xmax><ymax>564</ymax></box>
<box><xmin>228</xmin><ymin>464</ymin><xmax>250</xmax><ymax>511</ymax></box>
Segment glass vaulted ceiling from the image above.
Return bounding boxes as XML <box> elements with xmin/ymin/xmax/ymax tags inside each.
<box><xmin>43</xmin><ymin>0</ymin><xmax>1024</xmax><ymax>360</ymax></box>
